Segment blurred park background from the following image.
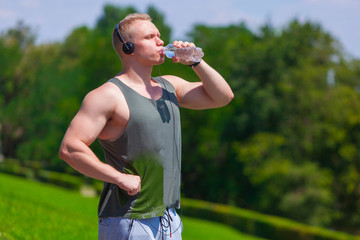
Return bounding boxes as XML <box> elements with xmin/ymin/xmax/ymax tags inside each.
<box><xmin>1</xmin><ymin>2</ymin><xmax>360</xmax><ymax>240</ymax></box>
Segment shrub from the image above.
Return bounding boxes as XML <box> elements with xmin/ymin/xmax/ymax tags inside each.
<box><xmin>181</xmin><ymin>198</ymin><xmax>360</xmax><ymax>240</ymax></box>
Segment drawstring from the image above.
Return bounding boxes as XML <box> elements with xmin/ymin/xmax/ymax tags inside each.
<box><xmin>160</xmin><ymin>208</ymin><xmax>173</xmax><ymax>239</ymax></box>
<box><xmin>127</xmin><ymin>219</ymin><xmax>135</xmax><ymax>240</ymax></box>
<box><xmin>129</xmin><ymin>208</ymin><xmax>181</xmax><ymax>239</ymax></box>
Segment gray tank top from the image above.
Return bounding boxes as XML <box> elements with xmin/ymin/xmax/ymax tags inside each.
<box><xmin>97</xmin><ymin>77</ymin><xmax>181</xmax><ymax>219</ymax></box>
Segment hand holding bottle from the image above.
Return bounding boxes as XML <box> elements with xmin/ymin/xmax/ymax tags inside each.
<box><xmin>163</xmin><ymin>41</ymin><xmax>204</xmax><ymax>65</ymax></box>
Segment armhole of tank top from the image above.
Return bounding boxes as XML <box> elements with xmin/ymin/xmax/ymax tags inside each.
<box><xmin>154</xmin><ymin>76</ymin><xmax>168</xmax><ymax>88</ymax></box>
<box><xmin>154</xmin><ymin>76</ymin><xmax>177</xmax><ymax>96</ymax></box>
<box><xmin>99</xmin><ymin>78</ymin><xmax>131</xmax><ymax>143</ymax></box>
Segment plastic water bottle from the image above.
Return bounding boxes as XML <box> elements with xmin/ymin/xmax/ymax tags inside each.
<box><xmin>163</xmin><ymin>44</ymin><xmax>204</xmax><ymax>62</ymax></box>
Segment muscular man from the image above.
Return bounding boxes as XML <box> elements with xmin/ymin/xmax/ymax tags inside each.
<box><xmin>59</xmin><ymin>13</ymin><xmax>233</xmax><ymax>240</ymax></box>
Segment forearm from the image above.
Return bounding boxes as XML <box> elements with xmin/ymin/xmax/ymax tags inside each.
<box><xmin>59</xmin><ymin>139</ymin><xmax>123</xmax><ymax>185</ymax></box>
<box><xmin>59</xmin><ymin>140</ymin><xmax>140</xmax><ymax>195</ymax></box>
<box><xmin>193</xmin><ymin>60</ymin><xmax>234</xmax><ymax>106</ymax></box>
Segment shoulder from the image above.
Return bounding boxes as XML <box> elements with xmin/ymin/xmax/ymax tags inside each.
<box><xmin>161</xmin><ymin>74</ymin><xmax>201</xmax><ymax>95</ymax></box>
<box><xmin>86</xmin><ymin>81</ymin><xmax>122</xmax><ymax>100</ymax></box>
<box><xmin>160</xmin><ymin>75</ymin><xmax>188</xmax><ymax>90</ymax></box>
<box><xmin>81</xmin><ymin>81</ymin><xmax>124</xmax><ymax>114</ymax></box>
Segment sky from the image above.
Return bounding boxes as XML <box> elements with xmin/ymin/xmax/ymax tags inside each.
<box><xmin>0</xmin><ymin>0</ymin><xmax>359</xmax><ymax>58</ymax></box>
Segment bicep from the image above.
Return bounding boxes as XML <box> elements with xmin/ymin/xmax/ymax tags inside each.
<box><xmin>163</xmin><ymin>75</ymin><xmax>219</xmax><ymax>110</ymax></box>
<box><xmin>63</xmin><ymin>90</ymin><xmax>113</xmax><ymax>146</ymax></box>
<box><xmin>65</xmin><ymin>110</ymin><xmax>106</xmax><ymax>146</ymax></box>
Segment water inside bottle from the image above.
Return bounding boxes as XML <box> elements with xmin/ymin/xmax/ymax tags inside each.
<box><xmin>163</xmin><ymin>44</ymin><xmax>175</xmax><ymax>58</ymax></box>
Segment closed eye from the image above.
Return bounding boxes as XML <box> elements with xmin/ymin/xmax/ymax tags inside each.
<box><xmin>146</xmin><ymin>33</ymin><xmax>161</xmax><ymax>39</ymax></box>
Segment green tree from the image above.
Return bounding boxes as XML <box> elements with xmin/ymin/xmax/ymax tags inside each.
<box><xmin>181</xmin><ymin>19</ymin><xmax>360</xmax><ymax>232</ymax></box>
<box><xmin>0</xmin><ymin>21</ymin><xmax>36</xmax><ymax>157</ymax></box>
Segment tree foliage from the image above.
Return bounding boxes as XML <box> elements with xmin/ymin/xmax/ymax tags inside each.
<box><xmin>1</xmin><ymin>4</ymin><xmax>360</xmax><ymax>234</ymax></box>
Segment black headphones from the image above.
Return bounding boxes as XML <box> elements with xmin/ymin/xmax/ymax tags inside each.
<box><xmin>114</xmin><ymin>24</ymin><xmax>135</xmax><ymax>54</ymax></box>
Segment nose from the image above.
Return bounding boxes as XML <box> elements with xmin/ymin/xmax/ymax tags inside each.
<box><xmin>157</xmin><ymin>37</ymin><xmax>164</xmax><ymax>46</ymax></box>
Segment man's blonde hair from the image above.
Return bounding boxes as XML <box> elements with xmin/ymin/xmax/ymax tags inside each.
<box><xmin>113</xmin><ymin>13</ymin><xmax>152</xmax><ymax>57</ymax></box>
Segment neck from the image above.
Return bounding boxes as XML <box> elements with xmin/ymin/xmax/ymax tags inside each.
<box><xmin>119</xmin><ymin>61</ymin><xmax>154</xmax><ymax>86</ymax></box>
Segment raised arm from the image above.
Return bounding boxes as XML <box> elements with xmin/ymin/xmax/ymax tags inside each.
<box><xmin>58</xmin><ymin>84</ymin><xmax>140</xmax><ymax>195</ymax></box>
<box><xmin>163</xmin><ymin>41</ymin><xmax>234</xmax><ymax>110</ymax></box>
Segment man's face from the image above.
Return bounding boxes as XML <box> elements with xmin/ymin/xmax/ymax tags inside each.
<box><xmin>130</xmin><ymin>20</ymin><xmax>165</xmax><ymax>65</ymax></box>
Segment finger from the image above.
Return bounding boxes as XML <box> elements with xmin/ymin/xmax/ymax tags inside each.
<box><xmin>172</xmin><ymin>56</ymin><xmax>180</xmax><ymax>63</ymax></box>
<box><xmin>128</xmin><ymin>189</ymin><xmax>137</xmax><ymax>196</ymax></box>
<box><xmin>182</xmin><ymin>41</ymin><xmax>189</xmax><ymax>47</ymax></box>
<box><xmin>173</xmin><ymin>41</ymin><xmax>183</xmax><ymax>48</ymax></box>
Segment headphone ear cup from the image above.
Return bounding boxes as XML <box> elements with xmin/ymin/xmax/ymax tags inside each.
<box><xmin>123</xmin><ymin>42</ymin><xmax>134</xmax><ymax>54</ymax></box>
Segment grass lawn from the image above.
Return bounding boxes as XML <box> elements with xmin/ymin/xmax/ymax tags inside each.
<box><xmin>0</xmin><ymin>173</ymin><xmax>264</xmax><ymax>240</ymax></box>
